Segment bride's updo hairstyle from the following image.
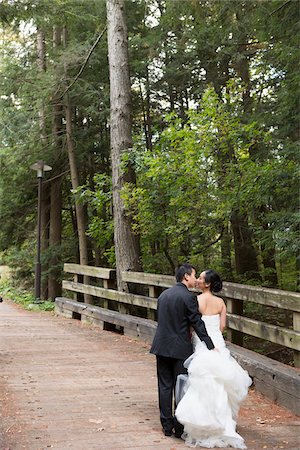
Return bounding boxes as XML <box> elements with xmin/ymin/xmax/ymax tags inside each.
<box><xmin>204</xmin><ymin>269</ymin><xmax>223</xmax><ymax>293</ymax></box>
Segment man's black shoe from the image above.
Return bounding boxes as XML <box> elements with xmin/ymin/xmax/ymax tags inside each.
<box><xmin>174</xmin><ymin>431</ymin><xmax>183</xmax><ymax>439</ymax></box>
<box><xmin>164</xmin><ymin>430</ymin><xmax>173</xmax><ymax>437</ymax></box>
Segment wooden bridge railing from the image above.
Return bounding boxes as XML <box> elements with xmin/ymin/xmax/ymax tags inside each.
<box><xmin>60</xmin><ymin>263</ymin><xmax>300</xmax><ymax>368</ymax></box>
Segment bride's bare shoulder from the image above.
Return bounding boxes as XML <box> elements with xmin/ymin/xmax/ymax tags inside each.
<box><xmin>212</xmin><ymin>294</ymin><xmax>224</xmax><ymax>302</ymax></box>
<box><xmin>197</xmin><ymin>294</ymin><xmax>207</xmax><ymax>314</ymax></box>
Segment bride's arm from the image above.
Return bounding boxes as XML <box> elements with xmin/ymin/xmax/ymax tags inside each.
<box><xmin>220</xmin><ymin>301</ymin><xmax>227</xmax><ymax>332</ymax></box>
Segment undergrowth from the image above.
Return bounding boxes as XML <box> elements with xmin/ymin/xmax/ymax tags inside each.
<box><xmin>0</xmin><ymin>280</ymin><xmax>55</xmax><ymax>312</ymax></box>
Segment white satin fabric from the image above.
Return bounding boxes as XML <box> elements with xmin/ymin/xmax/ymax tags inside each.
<box><xmin>175</xmin><ymin>315</ymin><xmax>252</xmax><ymax>449</ymax></box>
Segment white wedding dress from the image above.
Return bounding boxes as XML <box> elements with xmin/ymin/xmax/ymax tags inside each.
<box><xmin>175</xmin><ymin>315</ymin><xmax>252</xmax><ymax>449</ymax></box>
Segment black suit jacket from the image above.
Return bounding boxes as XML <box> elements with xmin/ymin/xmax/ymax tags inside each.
<box><xmin>150</xmin><ymin>282</ymin><xmax>214</xmax><ymax>360</ymax></box>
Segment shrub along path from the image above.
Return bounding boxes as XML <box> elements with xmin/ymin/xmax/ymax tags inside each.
<box><xmin>0</xmin><ymin>299</ymin><xmax>299</xmax><ymax>450</ymax></box>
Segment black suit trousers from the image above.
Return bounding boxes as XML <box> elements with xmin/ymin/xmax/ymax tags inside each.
<box><xmin>156</xmin><ymin>355</ymin><xmax>188</xmax><ymax>434</ymax></box>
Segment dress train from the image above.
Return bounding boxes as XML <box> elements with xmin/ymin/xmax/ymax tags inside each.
<box><xmin>175</xmin><ymin>315</ymin><xmax>252</xmax><ymax>449</ymax></box>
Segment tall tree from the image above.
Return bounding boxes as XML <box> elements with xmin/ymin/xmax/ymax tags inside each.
<box><xmin>36</xmin><ymin>27</ymin><xmax>52</xmax><ymax>298</ymax></box>
<box><xmin>106</xmin><ymin>0</ymin><xmax>142</xmax><ymax>290</ymax></box>
<box><xmin>62</xmin><ymin>26</ymin><xmax>92</xmax><ymax>302</ymax></box>
<box><xmin>48</xmin><ymin>25</ymin><xmax>64</xmax><ymax>300</ymax></box>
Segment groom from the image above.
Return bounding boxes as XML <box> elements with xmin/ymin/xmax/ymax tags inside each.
<box><xmin>150</xmin><ymin>263</ymin><xmax>215</xmax><ymax>438</ymax></box>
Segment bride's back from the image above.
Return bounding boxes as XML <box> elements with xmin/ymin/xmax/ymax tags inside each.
<box><xmin>197</xmin><ymin>294</ymin><xmax>226</xmax><ymax>334</ymax></box>
<box><xmin>197</xmin><ymin>293</ymin><xmax>223</xmax><ymax>315</ymax></box>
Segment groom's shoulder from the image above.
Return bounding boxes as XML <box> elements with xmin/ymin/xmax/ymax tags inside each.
<box><xmin>158</xmin><ymin>282</ymin><xmax>183</xmax><ymax>299</ymax></box>
<box><xmin>168</xmin><ymin>282</ymin><xmax>187</xmax><ymax>293</ymax></box>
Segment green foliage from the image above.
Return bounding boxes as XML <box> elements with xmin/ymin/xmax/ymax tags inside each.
<box><xmin>79</xmin><ymin>173</ymin><xmax>115</xmax><ymax>266</ymax></box>
<box><xmin>41</xmin><ymin>243</ymin><xmax>65</xmax><ymax>283</ymax></box>
<box><xmin>0</xmin><ymin>279</ymin><xmax>55</xmax><ymax>312</ymax></box>
<box><xmin>122</xmin><ymin>85</ymin><xmax>267</xmax><ymax>273</ymax></box>
<box><xmin>1</xmin><ymin>240</ymin><xmax>35</xmax><ymax>289</ymax></box>
<box><xmin>0</xmin><ymin>0</ymin><xmax>110</xmax><ymax>269</ymax></box>
<box><xmin>0</xmin><ymin>0</ymin><xmax>298</xmax><ymax>289</ymax></box>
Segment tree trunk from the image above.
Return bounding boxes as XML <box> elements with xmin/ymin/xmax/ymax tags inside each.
<box><xmin>37</xmin><ymin>28</ymin><xmax>47</xmax><ymax>142</ymax></box>
<box><xmin>208</xmin><ymin>57</ymin><xmax>235</xmax><ymax>282</ymax></box>
<box><xmin>221</xmin><ymin>221</ymin><xmax>233</xmax><ymax>281</ymax></box>
<box><xmin>37</xmin><ymin>28</ymin><xmax>49</xmax><ymax>300</ymax></box>
<box><xmin>145</xmin><ymin>68</ymin><xmax>153</xmax><ymax>150</ymax></box>
<box><xmin>236</xmin><ymin>41</ymin><xmax>278</xmax><ymax>286</ymax></box>
<box><xmin>259</xmin><ymin>212</ymin><xmax>278</xmax><ymax>288</ymax></box>
<box><xmin>40</xmin><ymin>183</ymin><xmax>50</xmax><ymax>300</ymax></box>
<box><xmin>231</xmin><ymin>210</ymin><xmax>261</xmax><ymax>280</ymax></box>
<box><xmin>69</xmin><ymin>202</ymin><xmax>80</xmax><ymax>263</ymax></box>
<box><xmin>48</xmin><ymin>178</ymin><xmax>62</xmax><ymax>299</ymax></box>
<box><xmin>296</xmin><ymin>255</ymin><xmax>300</xmax><ymax>292</ymax></box>
<box><xmin>213</xmin><ymin>47</ymin><xmax>261</xmax><ymax>283</ymax></box>
<box><xmin>139</xmin><ymin>71</ymin><xmax>153</xmax><ymax>151</ymax></box>
<box><xmin>106</xmin><ymin>0</ymin><xmax>142</xmax><ymax>291</ymax></box>
<box><xmin>63</xmin><ymin>26</ymin><xmax>92</xmax><ymax>303</ymax></box>
<box><xmin>48</xmin><ymin>25</ymin><xmax>63</xmax><ymax>300</ymax></box>
<box><xmin>235</xmin><ymin>42</ymin><xmax>252</xmax><ymax>114</ymax></box>
<box><xmin>261</xmin><ymin>241</ymin><xmax>278</xmax><ymax>288</ymax></box>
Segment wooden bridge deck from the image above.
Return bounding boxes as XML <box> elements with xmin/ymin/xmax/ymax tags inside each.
<box><xmin>0</xmin><ymin>300</ymin><xmax>299</xmax><ymax>450</ymax></box>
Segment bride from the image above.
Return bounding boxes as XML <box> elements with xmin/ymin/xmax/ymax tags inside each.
<box><xmin>175</xmin><ymin>269</ymin><xmax>252</xmax><ymax>449</ymax></box>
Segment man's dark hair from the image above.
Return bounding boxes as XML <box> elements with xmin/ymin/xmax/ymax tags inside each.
<box><xmin>175</xmin><ymin>263</ymin><xmax>196</xmax><ymax>282</ymax></box>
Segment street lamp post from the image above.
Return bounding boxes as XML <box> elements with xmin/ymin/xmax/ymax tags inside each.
<box><xmin>30</xmin><ymin>160</ymin><xmax>52</xmax><ymax>302</ymax></box>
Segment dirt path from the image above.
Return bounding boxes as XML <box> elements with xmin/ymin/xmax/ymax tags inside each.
<box><xmin>0</xmin><ymin>299</ymin><xmax>299</xmax><ymax>450</ymax></box>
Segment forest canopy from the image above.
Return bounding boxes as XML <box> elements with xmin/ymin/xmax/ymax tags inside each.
<box><xmin>0</xmin><ymin>0</ymin><xmax>299</xmax><ymax>297</ymax></box>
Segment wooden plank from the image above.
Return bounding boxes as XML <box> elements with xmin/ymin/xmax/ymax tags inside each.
<box><xmin>65</xmin><ymin>267</ymin><xmax>300</xmax><ymax>311</ymax></box>
<box><xmin>54</xmin><ymin>303</ymin><xmax>74</xmax><ymax>319</ymax></box>
<box><xmin>86</xmin><ymin>305</ymin><xmax>153</xmax><ymax>327</ymax></box>
<box><xmin>228</xmin><ymin>342</ymin><xmax>300</xmax><ymax>399</ymax></box>
<box><xmin>228</xmin><ymin>342</ymin><xmax>300</xmax><ymax>416</ymax></box>
<box><xmin>227</xmin><ymin>313</ymin><xmax>300</xmax><ymax>351</ymax></box>
<box><xmin>64</xmin><ymin>263</ymin><xmax>116</xmax><ymax>280</ymax></box>
<box><xmin>62</xmin><ymin>280</ymin><xmax>157</xmax><ymax>310</ymax></box>
<box><xmin>121</xmin><ymin>271</ymin><xmax>174</xmax><ymax>288</ymax></box>
<box><xmin>254</xmin><ymin>378</ymin><xmax>300</xmax><ymax>416</ymax></box>
<box><xmin>55</xmin><ymin>298</ymin><xmax>157</xmax><ymax>341</ymax></box>
<box><xmin>121</xmin><ymin>271</ymin><xmax>300</xmax><ymax>311</ymax></box>
<box><xmin>222</xmin><ymin>282</ymin><xmax>300</xmax><ymax>312</ymax></box>
<box><xmin>293</xmin><ymin>312</ymin><xmax>300</xmax><ymax>368</ymax></box>
<box><xmin>55</xmin><ymin>298</ymin><xmax>87</xmax><ymax>315</ymax></box>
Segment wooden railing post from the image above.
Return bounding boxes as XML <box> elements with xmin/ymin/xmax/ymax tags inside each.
<box><xmin>73</xmin><ymin>274</ymin><xmax>78</xmax><ymax>302</ymax></box>
<box><xmin>103</xmin><ymin>278</ymin><xmax>116</xmax><ymax>310</ymax></box>
<box><xmin>226</xmin><ymin>298</ymin><xmax>244</xmax><ymax>346</ymax></box>
<box><xmin>293</xmin><ymin>312</ymin><xmax>300</xmax><ymax>368</ymax></box>
<box><xmin>147</xmin><ymin>286</ymin><xmax>160</xmax><ymax>320</ymax></box>
<box><xmin>148</xmin><ymin>286</ymin><xmax>160</xmax><ymax>298</ymax></box>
